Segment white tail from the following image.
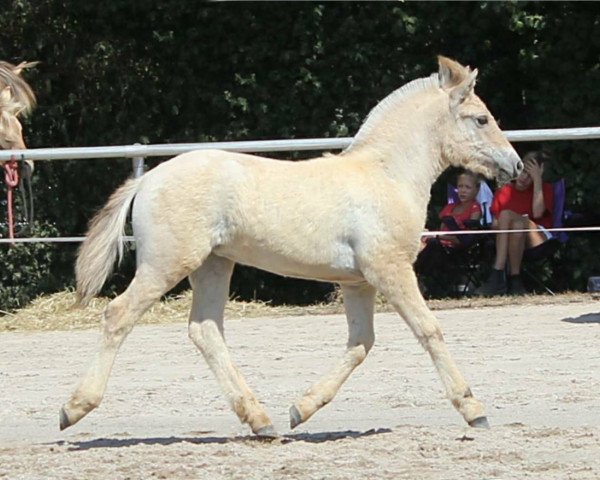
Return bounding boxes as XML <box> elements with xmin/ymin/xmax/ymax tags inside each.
<box><xmin>75</xmin><ymin>177</ymin><xmax>142</xmax><ymax>306</ymax></box>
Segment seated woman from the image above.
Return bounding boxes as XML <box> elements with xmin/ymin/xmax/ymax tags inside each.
<box><xmin>416</xmin><ymin>170</ymin><xmax>482</xmax><ymax>273</ymax></box>
<box><xmin>475</xmin><ymin>150</ymin><xmax>554</xmax><ymax>296</ymax></box>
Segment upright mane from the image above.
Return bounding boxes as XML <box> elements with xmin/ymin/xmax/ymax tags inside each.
<box><xmin>345</xmin><ymin>73</ymin><xmax>439</xmax><ymax>153</ymax></box>
<box><xmin>0</xmin><ymin>61</ymin><xmax>37</xmax><ymax>116</ymax></box>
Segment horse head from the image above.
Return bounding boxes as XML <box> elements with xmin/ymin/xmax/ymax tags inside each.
<box><xmin>437</xmin><ymin>56</ymin><xmax>523</xmax><ymax>183</ymax></box>
<box><xmin>0</xmin><ymin>87</ymin><xmax>27</xmax><ymax>150</ymax></box>
<box><xmin>0</xmin><ymin>61</ymin><xmax>37</xmax><ymax>155</ymax></box>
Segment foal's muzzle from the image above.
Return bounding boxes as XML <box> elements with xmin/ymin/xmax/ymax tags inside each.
<box><xmin>497</xmin><ymin>149</ymin><xmax>523</xmax><ymax>180</ymax></box>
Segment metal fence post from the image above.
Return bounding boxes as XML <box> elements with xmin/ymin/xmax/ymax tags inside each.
<box><xmin>131</xmin><ymin>143</ymin><xmax>145</xmax><ymax>178</ymax></box>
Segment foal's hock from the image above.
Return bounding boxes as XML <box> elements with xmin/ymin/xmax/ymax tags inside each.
<box><xmin>61</xmin><ymin>57</ymin><xmax>522</xmax><ymax>437</ymax></box>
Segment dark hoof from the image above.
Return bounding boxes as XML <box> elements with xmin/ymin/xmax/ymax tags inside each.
<box><xmin>59</xmin><ymin>408</ymin><xmax>71</xmax><ymax>431</ymax></box>
<box><xmin>468</xmin><ymin>416</ymin><xmax>490</xmax><ymax>429</ymax></box>
<box><xmin>289</xmin><ymin>405</ymin><xmax>302</xmax><ymax>429</ymax></box>
<box><xmin>255</xmin><ymin>425</ymin><xmax>279</xmax><ymax>438</ymax></box>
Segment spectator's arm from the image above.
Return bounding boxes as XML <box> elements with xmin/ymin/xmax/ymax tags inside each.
<box><xmin>527</xmin><ymin>159</ymin><xmax>546</xmax><ymax>219</ymax></box>
<box><xmin>468</xmin><ymin>202</ymin><xmax>482</xmax><ymax>224</ymax></box>
<box><xmin>470</xmin><ymin>210</ymin><xmax>482</xmax><ymax>221</ymax></box>
<box><xmin>531</xmin><ymin>186</ymin><xmax>545</xmax><ymax>219</ymax></box>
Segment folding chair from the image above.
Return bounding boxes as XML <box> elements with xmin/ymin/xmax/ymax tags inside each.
<box><xmin>415</xmin><ymin>181</ymin><xmax>493</xmax><ymax>297</ymax></box>
<box><xmin>522</xmin><ymin>179</ymin><xmax>568</xmax><ymax>294</ymax></box>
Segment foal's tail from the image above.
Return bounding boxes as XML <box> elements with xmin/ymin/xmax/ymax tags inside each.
<box><xmin>76</xmin><ymin>177</ymin><xmax>143</xmax><ymax>306</ymax></box>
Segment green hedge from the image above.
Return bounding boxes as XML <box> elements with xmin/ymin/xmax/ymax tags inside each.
<box><xmin>1</xmin><ymin>2</ymin><xmax>599</xmax><ymax>308</ymax></box>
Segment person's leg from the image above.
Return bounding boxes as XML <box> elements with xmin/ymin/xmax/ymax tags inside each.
<box><xmin>507</xmin><ymin>215</ymin><xmax>528</xmax><ymax>275</ymax></box>
<box><xmin>492</xmin><ymin>216</ymin><xmax>508</xmax><ymax>270</ymax></box>
<box><xmin>525</xmin><ymin>221</ymin><xmax>548</xmax><ymax>249</ymax></box>
<box><xmin>507</xmin><ymin>219</ymin><xmax>547</xmax><ymax>295</ymax></box>
<box><xmin>476</xmin><ymin>211</ymin><xmax>522</xmax><ymax>296</ymax></box>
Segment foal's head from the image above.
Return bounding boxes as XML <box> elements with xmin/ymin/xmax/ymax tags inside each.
<box><xmin>0</xmin><ymin>61</ymin><xmax>37</xmax><ymax>154</ymax></box>
<box><xmin>437</xmin><ymin>56</ymin><xmax>523</xmax><ymax>182</ymax></box>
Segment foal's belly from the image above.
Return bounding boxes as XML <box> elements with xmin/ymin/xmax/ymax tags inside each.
<box><xmin>213</xmin><ymin>242</ymin><xmax>365</xmax><ymax>284</ymax></box>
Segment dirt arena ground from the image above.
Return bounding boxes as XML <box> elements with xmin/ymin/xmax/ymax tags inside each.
<box><xmin>1</xmin><ymin>299</ymin><xmax>599</xmax><ymax>479</ymax></box>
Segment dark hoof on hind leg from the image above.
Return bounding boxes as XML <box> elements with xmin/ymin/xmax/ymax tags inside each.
<box><xmin>59</xmin><ymin>408</ymin><xmax>71</xmax><ymax>431</ymax></box>
<box><xmin>289</xmin><ymin>406</ymin><xmax>302</xmax><ymax>429</ymax></box>
<box><xmin>468</xmin><ymin>416</ymin><xmax>490</xmax><ymax>429</ymax></box>
<box><xmin>255</xmin><ymin>425</ymin><xmax>279</xmax><ymax>438</ymax></box>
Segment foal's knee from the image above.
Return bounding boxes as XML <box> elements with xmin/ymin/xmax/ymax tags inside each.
<box><xmin>415</xmin><ymin>324</ymin><xmax>444</xmax><ymax>347</ymax></box>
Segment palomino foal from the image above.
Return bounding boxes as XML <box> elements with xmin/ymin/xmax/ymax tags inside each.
<box><xmin>61</xmin><ymin>57</ymin><xmax>522</xmax><ymax>437</ymax></box>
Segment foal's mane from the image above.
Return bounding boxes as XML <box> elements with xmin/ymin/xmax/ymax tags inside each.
<box><xmin>0</xmin><ymin>61</ymin><xmax>37</xmax><ymax>116</ymax></box>
<box><xmin>345</xmin><ymin>73</ymin><xmax>439</xmax><ymax>153</ymax></box>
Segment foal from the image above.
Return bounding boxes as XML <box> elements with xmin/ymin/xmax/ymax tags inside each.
<box><xmin>61</xmin><ymin>57</ymin><xmax>522</xmax><ymax>437</ymax></box>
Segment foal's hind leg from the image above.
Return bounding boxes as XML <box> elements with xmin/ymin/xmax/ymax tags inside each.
<box><xmin>290</xmin><ymin>282</ymin><xmax>376</xmax><ymax>428</ymax></box>
<box><xmin>187</xmin><ymin>255</ymin><xmax>276</xmax><ymax>437</ymax></box>
<box><xmin>364</xmin><ymin>258</ymin><xmax>488</xmax><ymax>428</ymax></box>
<box><xmin>60</xmin><ymin>266</ymin><xmax>174</xmax><ymax>430</ymax></box>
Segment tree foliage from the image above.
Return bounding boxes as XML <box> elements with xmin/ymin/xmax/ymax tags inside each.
<box><xmin>1</xmin><ymin>2</ymin><xmax>599</xmax><ymax>308</ymax></box>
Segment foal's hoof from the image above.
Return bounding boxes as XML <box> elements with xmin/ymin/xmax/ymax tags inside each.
<box><xmin>255</xmin><ymin>425</ymin><xmax>279</xmax><ymax>439</ymax></box>
<box><xmin>59</xmin><ymin>407</ymin><xmax>71</xmax><ymax>431</ymax></box>
<box><xmin>289</xmin><ymin>406</ymin><xmax>302</xmax><ymax>429</ymax></box>
<box><xmin>468</xmin><ymin>416</ymin><xmax>490</xmax><ymax>429</ymax></box>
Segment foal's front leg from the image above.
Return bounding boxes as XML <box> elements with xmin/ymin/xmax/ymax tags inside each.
<box><xmin>290</xmin><ymin>282</ymin><xmax>376</xmax><ymax>428</ymax></box>
<box><xmin>187</xmin><ymin>255</ymin><xmax>276</xmax><ymax>437</ymax></box>
<box><xmin>364</xmin><ymin>258</ymin><xmax>488</xmax><ymax>427</ymax></box>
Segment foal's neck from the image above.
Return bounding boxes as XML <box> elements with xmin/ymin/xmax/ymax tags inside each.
<box><xmin>345</xmin><ymin>86</ymin><xmax>450</xmax><ymax>198</ymax></box>
<box><xmin>350</xmin><ymin>114</ymin><xmax>449</xmax><ymax>204</ymax></box>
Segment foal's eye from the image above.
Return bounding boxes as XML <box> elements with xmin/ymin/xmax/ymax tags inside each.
<box><xmin>475</xmin><ymin>115</ymin><xmax>489</xmax><ymax>127</ymax></box>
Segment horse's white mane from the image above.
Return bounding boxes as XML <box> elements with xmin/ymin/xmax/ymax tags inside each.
<box><xmin>0</xmin><ymin>90</ymin><xmax>23</xmax><ymax>115</ymax></box>
<box><xmin>346</xmin><ymin>73</ymin><xmax>439</xmax><ymax>152</ymax></box>
<box><xmin>0</xmin><ymin>61</ymin><xmax>37</xmax><ymax>116</ymax></box>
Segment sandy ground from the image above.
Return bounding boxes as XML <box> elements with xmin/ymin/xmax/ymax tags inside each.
<box><xmin>1</xmin><ymin>300</ymin><xmax>599</xmax><ymax>479</ymax></box>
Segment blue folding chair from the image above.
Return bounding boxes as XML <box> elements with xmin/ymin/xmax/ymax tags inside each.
<box><xmin>522</xmin><ymin>179</ymin><xmax>568</xmax><ymax>294</ymax></box>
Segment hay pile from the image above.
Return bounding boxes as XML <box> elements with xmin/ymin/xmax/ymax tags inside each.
<box><xmin>0</xmin><ymin>289</ymin><xmax>592</xmax><ymax>333</ymax></box>
<box><xmin>0</xmin><ymin>290</ymin><xmax>346</xmax><ymax>332</ymax></box>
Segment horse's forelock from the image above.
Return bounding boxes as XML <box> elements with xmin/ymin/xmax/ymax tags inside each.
<box><xmin>0</xmin><ymin>90</ymin><xmax>24</xmax><ymax>116</ymax></box>
<box><xmin>0</xmin><ymin>61</ymin><xmax>37</xmax><ymax>116</ymax></box>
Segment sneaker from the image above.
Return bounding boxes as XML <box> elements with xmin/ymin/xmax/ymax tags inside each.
<box><xmin>507</xmin><ymin>275</ymin><xmax>527</xmax><ymax>295</ymax></box>
<box><xmin>474</xmin><ymin>269</ymin><xmax>507</xmax><ymax>296</ymax></box>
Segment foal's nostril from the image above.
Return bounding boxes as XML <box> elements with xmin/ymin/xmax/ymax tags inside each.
<box><xmin>516</xmin><ymin>160</ymin><xmax>524</xmax><ymax>174</ymax></box>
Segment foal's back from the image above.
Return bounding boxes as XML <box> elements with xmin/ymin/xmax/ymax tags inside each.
<box><xmin>132</xmin><ymin>149</ymin><xmax>418</xmax><ymax>283</ymax></box>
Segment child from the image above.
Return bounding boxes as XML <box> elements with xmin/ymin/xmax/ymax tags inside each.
<box><xmin>416</xmin><ymin>170</ymin><xmax>482</xmax><ymax>273</ymax></box>
<box><xmin>436</xmin><ymin>170</ymin><xmax>482</xmax><ymax>247</ymax></box>
<box><xmin>474</xmin><ymin>150</ymin><xmax>554</xmax><ymax>296</ymax></box>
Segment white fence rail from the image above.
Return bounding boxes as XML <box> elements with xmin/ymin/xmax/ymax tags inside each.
<box><xmin>1</xmin><ymin>127</ymin><xmax>599</xmax><ymax>162</ymax></box>
<box><xmin>1</xmin><ymin>126</ymin><xmax>600</xmax><ymax>244</ymax></box>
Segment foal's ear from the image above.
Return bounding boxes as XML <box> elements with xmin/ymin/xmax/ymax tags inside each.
<box><xmin>438</xmin><ymin>56</ymin><xmax>471</xmax><ymax>89</ymax></box>
<box><xmin>448</xmin><ymin>68</ymin><xmax>478</xmax><ymax>110</ymax></box>
<box><xmin>12</xmin><ymin>61</ymin><xmax>39</xmax><ymax>76</ymax></box>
